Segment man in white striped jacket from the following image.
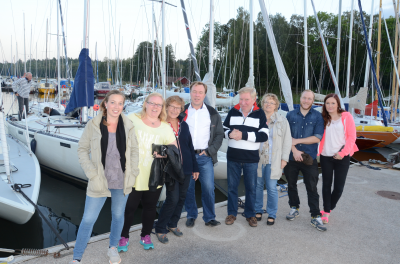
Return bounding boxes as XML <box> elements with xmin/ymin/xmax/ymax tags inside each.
<box><xmin>12</xmin><ymin>72</ymin><xmax>32</xmax><ymax>120</ymax></box>
<box><xmin>223</xmin><ymin>87</ymin><xmax>269</xmax><ymax>227</ymax></box>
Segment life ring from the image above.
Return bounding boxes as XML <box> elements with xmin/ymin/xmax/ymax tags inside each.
<box><xmin>61</xmin><ymin>85</ymin><xmax>67</xmax><ymax>88</ymax></box>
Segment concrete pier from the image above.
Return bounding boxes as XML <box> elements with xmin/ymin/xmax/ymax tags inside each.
<box><xmin>16</xmin><ymin>165</ymin><xmax>400</xmax><ymax>264</ymax></box>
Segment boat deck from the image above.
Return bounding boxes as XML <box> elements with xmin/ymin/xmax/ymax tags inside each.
<box><xmin>15</xmin><ymin>165</ymin><xmax>400</xmax><ymax>264</ymax></box>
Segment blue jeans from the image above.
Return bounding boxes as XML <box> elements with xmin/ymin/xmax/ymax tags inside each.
<box><xmin>227</xmin><ymin>160</ymin><xmax>258</xmax><ymax>218</ymax></box>
<box><xmin>73</xmin><ymin>189</ymin><xmax>128</xmax><ymax>260</ymax></box>
<box><xmin>184</xmin><ymin>154</ymin><xmax>216</xmax><ymax>222</ymax></box>
<box><xmin>155</xmin><ymin>174</ymin><xmax>191</xmax><ymax>234</ymax></box>
<box><xmin>255</xmin><ymin>164</ymin><xmax>278</xmax><ymax>219</ymax></box>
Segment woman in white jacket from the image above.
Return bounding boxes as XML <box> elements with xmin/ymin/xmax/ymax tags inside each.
<box><xmin>255</xmin><ymin>93</ymin><xmax>291</xmax><ymax>225</ymax></box>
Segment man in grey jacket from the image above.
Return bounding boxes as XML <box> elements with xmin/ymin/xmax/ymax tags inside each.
<box><xmin>12</xmin><ymin>72</ymin><xmax>32</xmax><ymax>120</ymax></box>
<box><xmin>182</xmin><ymin>81</ymin><xmax>224</xmax><ymax>228</ymax></box>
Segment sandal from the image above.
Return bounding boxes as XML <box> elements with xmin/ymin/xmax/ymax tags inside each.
<box><xmin>255</xmin><ymin>213</ymin><xmax>262</xmax><ymax>221</ymax></box>
<box><xmin>266</xmin><ymin>217</ymin><xmax>275</xmax><ymax>226</ymax></box>
<box><xmin>155</xmin><ymin>233</ymin><xmax>169</xmax><ymax>244</ymax></box>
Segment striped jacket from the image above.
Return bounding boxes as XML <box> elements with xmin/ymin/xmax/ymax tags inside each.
<box><xmin>223</xmin><ymin>103</ymin><xmax>269</xmax><ymax>163</ymax></box>
<box><xmin>12</xmin><ymin>78</ymin><xmax>31</xmax><ymax>98</ymax></box>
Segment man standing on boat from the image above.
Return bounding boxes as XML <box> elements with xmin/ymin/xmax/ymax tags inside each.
<box><xmin>12</xmin><ymin>72</ymin><xmax>32</xmax><ymax>120</ymax></box>
<box><xmin>223</xmin><ymin>87</ymin><xmax>269</xmax><ymax>227</ymax></box>
<box><xmin>183</xmin><ymin>81</ymin><xmax>224</xmax><ymax>228</ymax></box>
<box><xmin>284</xmin><ymin>90</ymin><xmax>327</xmax><ymax>231</ymax></box>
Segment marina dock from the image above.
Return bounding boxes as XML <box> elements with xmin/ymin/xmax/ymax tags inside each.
<box><xmin>13</xmin><ymin>164</ymin><xmax>399</xmax><ymax>264</ymax></box>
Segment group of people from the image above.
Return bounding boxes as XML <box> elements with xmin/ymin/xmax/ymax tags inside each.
<box><xmin>71</xmin><ymin>82</ymin><xmax>357</xmax><ymax>264</ymax></box>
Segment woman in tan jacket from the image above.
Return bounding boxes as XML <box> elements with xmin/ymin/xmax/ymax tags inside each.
<box><xmin>71</xmin><ymin>90</ymin><xmax>139</xmax><ymax>264</ymax></box>
<box><xmin>255</xmin><ymin>93</ymin><xmax>291</xmax><ymax>225</ymax></box>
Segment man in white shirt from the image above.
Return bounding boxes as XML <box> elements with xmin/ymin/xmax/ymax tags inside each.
<box><xmin>182</xmin><ymin>81</ymin><xmax>224</xmax><ymax>227</ymax></box>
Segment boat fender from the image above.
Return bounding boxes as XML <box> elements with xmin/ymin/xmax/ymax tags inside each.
<box><xmin>30</xmin><ymin>138</ymin><xmax>37</xmax><ymax>154</ymax></box>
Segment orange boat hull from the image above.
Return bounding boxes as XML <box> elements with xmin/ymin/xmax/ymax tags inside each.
<box><xmin>356</xmin><ymin>131</ymin><xmax>400</xmax><ymax>148</ymax></box>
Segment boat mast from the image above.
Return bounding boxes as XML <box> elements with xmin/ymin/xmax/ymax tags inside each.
<box><xmin>304</xmin><ymin>0</ymin><xmax>308</xmax><ymax>89</ymax></box>
<box><xmin>179</xmin><ymin>0</ymin><xmax>201</xmax><ymax>82</ymax></box>
<box><xmin>383</xmin><ymin>16</ymin><xmax>400</xmax><ymax>113</ymax></box>
<box><xmin>58</xmin><ymin>0</ymin><xmax>72</xmax><ymax>85</ymax></box>
<box><xmin>24</xmin><ymin>13</ymin><xmax>27</xmax><ymax>73</ymax></box>
<box><xmin>390</xmin><ymin>0</ymin><xmax>400</xmax><ymax>122</ymax></box>
<box><xmin>393</xmin><ymin>0</ymin><xmax>400</xmax><ymax>121</ymax></box>
<box><xmin>162</xmin><ymin>0</ymin><xmax>166</xmax><ymax>98</ymax></box>
<box><xmin>376</xmin><ymin>0</ymin><xmax>383</xmax><ymax>105</ymax></box>
<box><xmin>152</xmin><ymin>3</ymin><xmax>155</xmax><ymax>89</ymax></box>
<box><xmin>81</xmin><ymin>0</ymin><xmax>89</xmax><ymax>123</ymax></box>
<box><xmin>57</xmin><ymin>0</ymin><xmax>61</xmax><ymax>109</ymax></box>
<box><xmin>96</xmin><ymin>42</ymin><xmax>99</xmax><ymax>83</ymax></box>
<box><xmin>345</xmin><ymin>0</ymin><xmax>355</xmax><ymax>100</ymax></box>
<box><xmin>357</xmin><ymin>0</ymin><xmax>388</xmax><ymax>126</ymax></box>
<box><xmin>36</xmin><ymin>42</ymin><xmax>38</xmax><ymax>78</ymax></box>
<box><xmin>11</xmin><ymin>36</ymin><xmax>13</xmax><ymax>77</ymax></box>
<box><xmin>247</xmin><ymin>0</ymin><xmax>254</xmax><ymax>88</ymax></box>
<box><xmin>46</xmin><ymin>19</ymin><xmax>48</xmax><ymax>83</ymax></box>
<box><xmin>336</xmin><ymin>0</ymin><xmax>342</xmax><ymax>94</ymax></box>
<box><xmin>364</xmin><ymin>0</ymin><xmax>375</xmax><ymax>88</ymax></box>
<box><xmin>30</xmin><ymin>24</ymin><xmax>32</xmax><ymax>72</ymax></box>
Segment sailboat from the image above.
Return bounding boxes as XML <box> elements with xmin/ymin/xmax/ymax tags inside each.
<box><xmin>0</xmin><ymin>90</ymin><xmax>41</xmax><ymax>224</ymax></box>
<box><xmin>7</xmin><ymin>0</ymin><xmax>95</xmax><ymax>182</ymax></box>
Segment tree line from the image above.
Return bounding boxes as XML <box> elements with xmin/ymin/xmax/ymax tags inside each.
<box><xmin>1</xmin><ymin>7</ymin><xmax>398</xmax><ymax>101</ymax></box>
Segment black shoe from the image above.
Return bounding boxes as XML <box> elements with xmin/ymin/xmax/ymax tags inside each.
<box><xmin>205</xmin><ymin>220</ymin><xmax>221</xmax><ymax>227</ymax></box>
<box><xmin>186</xmin><ymin>218</ymin><xmax>195</xmax><ymax>228</ymax></box>
<box><xmin>255</xmin><ymin>213</ymin><xmax>262</xmax><ymax>221</ymax></box>
<box><xmin>267</xmin><ymin>217</ymin><xmax>275</xmax><ymax>226</ymax></box>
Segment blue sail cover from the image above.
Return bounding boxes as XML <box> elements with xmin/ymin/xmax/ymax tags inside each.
<box><xmin>65</xmin><ymin>48</ymin><xmax>94</xmax><ymax>113</ymax></box>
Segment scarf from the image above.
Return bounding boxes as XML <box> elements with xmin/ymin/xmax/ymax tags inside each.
<box><xmin>100</xmin><ymin>115</ymin><xmax>126</xmax><ymax>172</ymax></box>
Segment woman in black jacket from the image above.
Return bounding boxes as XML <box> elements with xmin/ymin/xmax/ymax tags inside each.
<box><xmin>155</xmin><ymin>96</ymin><xmax>199</xmax><ymax>243</ymax></box>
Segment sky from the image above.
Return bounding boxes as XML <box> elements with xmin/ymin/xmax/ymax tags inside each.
<box><xmin>0</xmin><ymin>0</ymin><xmax>397</xmax><ymax>66</ymax></box>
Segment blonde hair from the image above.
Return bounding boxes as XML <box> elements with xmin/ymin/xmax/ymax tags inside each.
<box><xmin>261</xmin><ymin>93</ymin><xmax>280</xmax><ymax>112</ymax></box>
<box><xmin>238</xmin><ymin>87</ymin><xmax>257</xmax><ymax>99</ymax></box>
<box><xmin>137</xmin><ymin>92</ymin><xmax>167</xmax><ymax>122</ymax></box>
<box><xmin>166</xmin><ymin>95</ymin><xmax>185</xmax><ymax>111</ymax></box>
<box><xmin>190</xmin><ymin>81</ymin><xmax>208</xmax><ymax>94</ymax></box>
<box><xmin>99</xmin><ymin>90</ymin><xmax>126</xmax><ymax>126</ymax></box>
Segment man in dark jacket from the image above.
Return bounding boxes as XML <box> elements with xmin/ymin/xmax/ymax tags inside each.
<box><xmin>223</xmin><ymin>87</ymin><xmax>269</xmax><ymax>227</ymax></box>
<box><xmin>43</xmin><ymin>106</ymin><xmax>61</xmax><ymax>116</ymax></box>
<box><xmin>182</xmin><ymin>81</ymin><xmax>224</xmax><ymax>228</ymax></box>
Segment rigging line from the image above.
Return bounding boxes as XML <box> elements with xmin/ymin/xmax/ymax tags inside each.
<box><xmin>127</xmin><ymin>5</ymin><xmax>142</xmax><ymax>61</ymax></box>
<box><xmin>34</xmin><ymin>0</ymin><xmax>52</xmax><ymax>48</ymax></box>
<box><xmin>102</xmin><ymin>0</ymin><xmax>108</xmax><ymax>56</ymax></box>
<box><xmin>8</xmin><ymin>0</ymin><xmax>18</xmax><ymax>43</ymax></box>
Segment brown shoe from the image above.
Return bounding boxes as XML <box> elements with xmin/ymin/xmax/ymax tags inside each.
<box><xmin>246</xmin><ymin>217</ymin><xmax>258</xmax><ymax>227</ymax></box>
<box><xmin>225</xmin><ymin>215</ymin><xmax>236</xmax><ymax>225</ymax></box>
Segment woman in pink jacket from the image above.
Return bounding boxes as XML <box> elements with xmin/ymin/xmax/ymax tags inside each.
<box><xmin>318</xmin><ymin>93</ymin><xmax>358</xmax><ymax>224</ymax></box>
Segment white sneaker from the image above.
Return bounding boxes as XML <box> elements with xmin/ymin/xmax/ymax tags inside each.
<box><xmin>69</xmin><ymin>260</ymin><xmax>81</xmax><ymax>264</ymax></box>
<box><xmin>107</xmin><ymin>246</ymin><xmax>121</xmax><ymax>264</ymax></box>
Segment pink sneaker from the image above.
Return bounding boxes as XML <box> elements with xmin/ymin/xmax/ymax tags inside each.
<box><xmin>320</xmin><ymin>211</ymin><xmax>330</xmax><ymax>224</ymax></box>
<box><xmin>140</xmin><ymin>235</ymin><xmax>154</xmax><ymax>250</ymax></box>
<box><xmin>117</xmin><ymin>237</ymin><xmax>129</xmax><ymax>252</ymax></box>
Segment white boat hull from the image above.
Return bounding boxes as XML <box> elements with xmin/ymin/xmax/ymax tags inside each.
<box><xmin>7</xmin><ymin>116</ymin><xmax>88</xmax><ymax>182</ymax></box>
<box><xmin>0</xmin><ymin>135</ymin><xmax>41</xmax><ymax>224</ymax></box>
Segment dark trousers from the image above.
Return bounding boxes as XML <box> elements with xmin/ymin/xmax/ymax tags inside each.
<box><xmin>121</xmin><ymin>187</ymin><xmax>162</xmax><ymax>238</ymax></box>
<box><xmin>284</xmin><ymin>159</ymin><xmax>320</xmax><ymax>217</ymax></box>
<box><xmin>320</xmin><ymin>155</ymin><xmax>350</xmax><ymax>212</ymax></box>
<box><xmin>17</xmin><ymin>96</ymin><xmax>29</xmax><ymax>120</ymax></box>
<box><xmin>155</xmin><ymin>174</ymin><xmax>191</xmax><ymax>234</ymax></box>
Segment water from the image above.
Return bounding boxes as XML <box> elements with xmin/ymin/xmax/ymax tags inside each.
<box><xmin>0</xmin><ymin>91</ymin><xmax>227</xmax><ymax>257</ymax></box>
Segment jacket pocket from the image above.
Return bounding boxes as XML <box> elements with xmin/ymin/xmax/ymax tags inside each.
<box><xmin>88</xmin><ymin>175</ymin><xmax>103</xmax><ymax>193</ymax></box>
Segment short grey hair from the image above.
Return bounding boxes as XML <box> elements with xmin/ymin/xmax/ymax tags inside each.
<box><xmin>261</xmin><ymin>93</ymin><xmax>280</xmax><ymax>112</ymax></box>
<box><xmin>26</xmin><ymin>72</ymin><xmax>32</xmax><ymax>77</ymax></box>
<box><xmin>238</xmin><ymin>87</ymin><xmax>257</xmax><ymax>99</ymax></box>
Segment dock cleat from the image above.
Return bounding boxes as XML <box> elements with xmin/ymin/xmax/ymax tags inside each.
<box><xmin>117</xmin><ymin>237</ymin><xmax>129</xmax><ymax>252</ymax></box>
<box><xmin>140</xmin><ymin>235</ymin><xmax>154</xmax><ymax>250</ymax></box>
